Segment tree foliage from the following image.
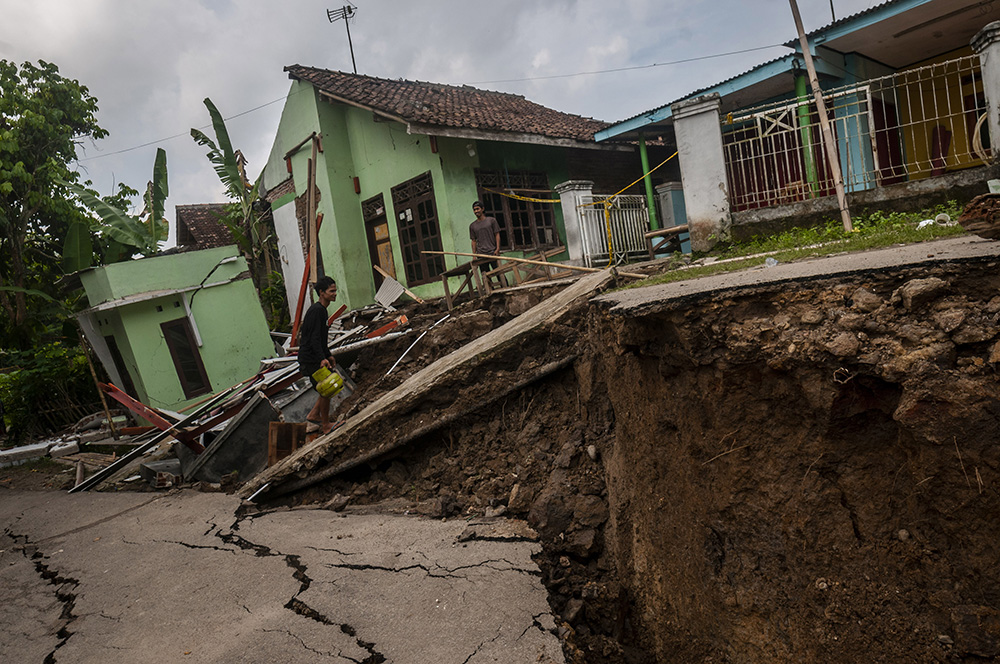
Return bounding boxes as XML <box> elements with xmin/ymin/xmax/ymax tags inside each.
<box><xmin>61</xmin><ymin>147</ymin><xmax>170</xmax><ymax>270</ymax></box>
<box><xmin>0</xmin><ymin>59</ymin><xmax>107</xmax><ymax>349</ymax></box>
<box><xmin>192</xmin><ymin>98</ymin><xmax>287</xmax><ymax>329</ymax></box>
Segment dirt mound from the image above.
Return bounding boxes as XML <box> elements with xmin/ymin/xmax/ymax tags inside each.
<box><xmin>268</xmin><ymin>255</ymin><xmax>1000</xmax><ymax>663</ymax></box>
<box><xmin>958</xmin><ymin>193</ymin><xmax>1000</xmax><ymax>240</ymax></box>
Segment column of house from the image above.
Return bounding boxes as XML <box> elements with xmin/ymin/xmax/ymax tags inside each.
<box><xmin>670</xmin><ymin>93</ymin><xmax>731</xmax><ymax>252</ymax></box>
<box><xmin>972</xmin><ymin>21</ymin><xmax>1000</xmax><ymax>157</ymax></box>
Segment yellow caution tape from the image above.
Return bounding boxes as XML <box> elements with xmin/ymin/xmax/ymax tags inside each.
<box><xmin>480</xmin><ymin>187</ymin><xmax>561</xmax><ymax>204</ymax></box>
<box><xmin>577</xmin><ymin>151</ymin><xmax>679</xmax><ymax>209</ymax></box>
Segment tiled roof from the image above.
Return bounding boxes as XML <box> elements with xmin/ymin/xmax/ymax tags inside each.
<box><xmin>175</xmin><ymin>204</ymin><xmax>233</xmax><ymax>250</ymax></box>
<box><xmin>284</xmin><ymin>65</ymin><xmax>610</xmax><ymax>143</ymax></box>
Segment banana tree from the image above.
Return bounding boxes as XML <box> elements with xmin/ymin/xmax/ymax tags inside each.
<box><xmin>61</xmin><ymin>148</ymin><xmax>170</xmax><ymax>271</ymax></box>
<box><xmin>191</xmin><ymin>98</ymin><xmax>282</xmax><ymax>325</ymax></box>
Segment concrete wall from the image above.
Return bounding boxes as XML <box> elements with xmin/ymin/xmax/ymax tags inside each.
<box><xmin>730</xmin><ymin>162</ymin><xmax>1000</xmax><ymax>240</ymax></box>
<box><xmin>262</xmin><ymin>82</ymin><xmax>582</xmax><ymax>315</ymax></box>
<box><xmin>81</xmin><ymin>248</ymin><xmax>275</xmax><ymax>411</ymax></box>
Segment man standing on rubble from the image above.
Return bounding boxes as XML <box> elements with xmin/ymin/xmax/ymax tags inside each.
<box><xmin>299</xmin><ymin>275</ymin><xmax>338</xmax><ymax>434</ymax></box>
<box><xmin>470</xmin><ymin>200</ymin><xmax>506</xmax><ymax>286</ymax></box>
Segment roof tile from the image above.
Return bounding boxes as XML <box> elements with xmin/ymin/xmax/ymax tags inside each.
<box><xmin>284</xmin><ymin>65</ymin><xmax>609</xmax><ymax>142</ymax></box>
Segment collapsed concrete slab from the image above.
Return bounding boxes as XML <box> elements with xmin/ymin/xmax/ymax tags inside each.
<box><xmin>240</xmin><ymin>269</ymin><xmax>615</xmax><ymax>500</ymax></box>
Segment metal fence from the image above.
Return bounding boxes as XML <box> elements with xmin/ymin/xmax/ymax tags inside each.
<box><xmin>722</xmin><ymin>54</ymin><xmax>988</xmax><ymax>212</ymax></box>
<box><xmin>578</xmin><ymin>194</ymin><xmax>651</xmax><ymax>267</ymax></box>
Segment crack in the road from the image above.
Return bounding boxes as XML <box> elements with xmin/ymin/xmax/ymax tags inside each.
<box><xmin>321</xmin><ymin>557</ymin><xmax>539</xmax><ymax>579</ymax></box>
<box><xmin>4</xmin><ymin>528</ymin><xmax>80</xmax><ymax>664</ymax></box>
<box><xmin>460</xmin><ymin>625</ymin><xmax>503</xmax><ymax>664</ymax></box>
<box><xmin>519</xmin><ymin>612</ymin><xmax>552</xmax><ymax>640</ymax></box>
<box><xmin>260</xmin><ymin>627</ymin><xmax>339</xmax><ymax>658</ymax></box>
<box><xmin>215</xmin><ymin>518</ymin><xmax>387</xmax><ymax>663</ymax></box>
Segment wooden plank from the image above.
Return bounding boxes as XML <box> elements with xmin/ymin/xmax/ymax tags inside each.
<box><xmin>240</xmin><ymin>269</ymin><xmax>614</xmax><ymax>500</ymax></box>
<box><xmin>424</xmin><ymin>250</ymin><xmax>646</xmax><ymax>280</ymax></box>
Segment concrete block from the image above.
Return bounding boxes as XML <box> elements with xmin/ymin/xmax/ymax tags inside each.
<box><xmin>0</xmin><ymin>441</ymin><xmax>57</xmax><ymax>468</ymax></box>
<box><xmin>49</xmin><ymin>441</ymin><xmax>80</xmax><ymax>458</ymax></box>
<box><xmin>140</xmin><ymin>459</ymin><xmax>182</xmax><ymax>489</ymax></box>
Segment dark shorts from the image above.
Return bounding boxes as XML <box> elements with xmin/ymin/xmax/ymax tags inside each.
<box><xmin>301</xmin><ymin>365</ymin><xmax>321</xmax><ymax>388</ymax></box>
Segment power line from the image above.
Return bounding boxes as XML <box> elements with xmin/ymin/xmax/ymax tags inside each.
<box><xmin>75</xmin><ymin>42</ymin><xmax>789</xmax><ymax>162</ymax></box>
<box><xmin>76</xmin><ymin>95</ymin><xmax>289</xmax><ymax>162</ymax></box>
<box><xmin>469</xmin><ymin>43</ymin><xmax>787</xmax><ymax>84</ymax></box>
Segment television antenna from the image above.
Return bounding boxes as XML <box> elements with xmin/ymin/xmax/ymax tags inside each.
<box><xmin>326</xmin><ymin>5</ymin><xmax>358</xmax><ymax>74</ymax></box>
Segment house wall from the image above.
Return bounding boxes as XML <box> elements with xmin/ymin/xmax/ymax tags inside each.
<box><xmin>262</xmin><ymin>84</ymin><xmax>595</xmax><ymax>315</ymax></box>
<box><xmin>88</xmin><ymin>309</ymin><xmax>146</xmax><ymax>402</ymax></box>
<box><xmin>81</xmin><ymin>249</ymin><xmax>274</xmax><ymax>411</ymax></box>
<box><xmin>80</xmin><ymin>246</ymin><xmax>246</xmax><ymax>303</ymax></box>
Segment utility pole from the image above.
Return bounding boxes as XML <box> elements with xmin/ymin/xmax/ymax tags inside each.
<box><xmin>327</xmin><ymin>5</ymin><xmax>358</xmax><ymax>74</ymax></box>
<box><xmin>789</xmin><ymin>0</ymin><xmax>852</xmax><ymax>232</ymax></box>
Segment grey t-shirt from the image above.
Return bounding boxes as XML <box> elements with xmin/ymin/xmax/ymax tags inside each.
<box><xmin>470</xmin><ymin>216</ymin><xmax>501</xmax><ymax>255</ymax></box>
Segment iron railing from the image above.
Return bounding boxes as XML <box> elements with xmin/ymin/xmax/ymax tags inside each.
<box><xmin>578</xmin><ymin>194</ymin><xmax>651</xmax><ymax>267</ymax></box>
<box><xmin>722</xmin><ymin>54</ymin><xmax>988</xmax><ymax>212</ymax></box>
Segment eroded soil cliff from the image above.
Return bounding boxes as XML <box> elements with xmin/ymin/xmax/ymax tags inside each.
<box><xmin>288</xmin><ymin>255</ymin><xmax>1000</xmax><ymax>663</ymax></box>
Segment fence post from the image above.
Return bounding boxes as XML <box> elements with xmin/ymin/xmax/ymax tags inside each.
<box><xmin>670</xmin><ymin>93</ymin><xmax>731</xmax><ymax>252</ymax></box>
<box><xmin>972</xmin><ymin>21</ymin><xmax>1000</xmax><ymax>158</ymax></box>
<box><xmin>554</xmin><ymin>180</ymin><xmax>594</xmax><ymax>264</ymax></box>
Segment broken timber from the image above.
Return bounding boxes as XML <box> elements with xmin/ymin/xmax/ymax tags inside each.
<box><xmin>239</xmin><ymin>269</ymin><xmax>615</xmax><ymax>500</ymax></box>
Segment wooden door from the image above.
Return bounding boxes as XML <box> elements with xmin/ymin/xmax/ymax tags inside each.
<box><xmin>362</xmin><ymin>194</ymin><xmax>395</xmax><ymax>287</ymax></box>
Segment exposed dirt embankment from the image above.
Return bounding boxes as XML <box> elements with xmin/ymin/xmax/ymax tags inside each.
<box><xmin>590</xmin><ymin>260</ymin><xmax>1000</xmax><ymax>662</ymax></box>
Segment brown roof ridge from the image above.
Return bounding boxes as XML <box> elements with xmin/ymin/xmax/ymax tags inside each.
<box><xmin>283</xmin><ymin>64</ymin><xmax>610</xmax><ymax>142</ymax></box>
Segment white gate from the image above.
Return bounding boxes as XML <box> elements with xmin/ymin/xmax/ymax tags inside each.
<box><xmin>578</xmin><ymin>194</ymin><xmax>651</xmax><ymax>267</ymax></box>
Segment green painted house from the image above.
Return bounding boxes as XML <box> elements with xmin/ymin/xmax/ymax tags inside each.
<box><xmin>77</xmin><ymin>246</ymin><xmax>276</xmax><ymax>412</ymax></box>
<box><xmin>260</xmin><ymin>65</ymin><xmax>644</xmax><ymax>314</ymax></box>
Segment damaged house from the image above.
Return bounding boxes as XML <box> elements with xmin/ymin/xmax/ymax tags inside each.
<box><xmin>259</xmin><ymin>66</ymin><xmax>669</xmax><ymax>314</ymax></box>
<box><xmin>76</xmin><ymin>243</ymin><xmax>276</xmax><ymax>412</ymax></box>
<box><xmin>596</xmin><ymin>0</ymin><xmax>1000</xmax><ymax>249</ymax></box>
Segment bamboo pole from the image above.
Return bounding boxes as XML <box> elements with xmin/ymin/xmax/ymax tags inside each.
<box><xmin>421</xmin><ymin>250</ymin><xmax>647</xmax><ymax>280</ymax></box>
<box><xmin>77</xmin><ymin>330</ymin><xmax>119</xmax><ymax>440</ymax></box>
<box><xmin>789</xmin><ymin>0</ymin><xmax>852</xmax><ymax>232</ymax></box>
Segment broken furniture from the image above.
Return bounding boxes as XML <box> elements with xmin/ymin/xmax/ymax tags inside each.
<box><xmin>268</xmin><ymin>422</ymin><xmax>307</xmax><ymax>466</ymax></box>
<box><xmin>645</xmin><ymin>224</ymin><xmax>689</xmax><ymax>259</ymax></box>
<box><xmin>440</xmin><ymin>261</ymin><xmax>487</xmax><ymax>311</ymax></box>
<box><xmin>481</xmin><ymin>246</ymin><xmax>574</xmax><ymax>290</ymax></box>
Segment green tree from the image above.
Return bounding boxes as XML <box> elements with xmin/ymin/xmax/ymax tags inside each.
<box><xmin>191</xmin><ymin>97</ymin><xmax>286</xmax><ymax>328</ymax></box>
<box><xmin>0</xmin><ymin>59</ymin><xmax>108</xmax><ymax>348</ymax></box>
<box><xmin>61</xmin><ymin>147</ymin><xmax>170</xmax><ymax>270</ymax></box>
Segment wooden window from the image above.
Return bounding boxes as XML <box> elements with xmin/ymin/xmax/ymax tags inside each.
<box><xmin>475</xmin><ymin>170</ymin><xmax>558</xmax><ymax>251</ymax></box>
<box><xmin>160</xmin><ymin>318</ymin><xmax>211</xmax><ymax>399</ymax></box>
<box><xmin>390</xmin><ymin>172</ymin><xmax>445</xmax><ymax>286</ymax></box>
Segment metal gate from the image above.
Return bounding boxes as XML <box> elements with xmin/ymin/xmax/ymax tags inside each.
<box><xmin>579</xmin><ymin>194</ymin><xmax>651</xmax><ymax>267</ymax></box>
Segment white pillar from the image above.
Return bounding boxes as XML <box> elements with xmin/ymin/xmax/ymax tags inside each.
<box><xmin>670</xmin><ymin>94</ymin><xmax>731</xmax><ymax>252</ymax></box>
<box><xmin>554</xmin><ymin>180</ymin><xmax>594</xmax><ymax>264</ymax></box>
<box><xmin>972</xmin><ymin>21</ymin><xmax>1000</xmax><ymax>156</ymax></box>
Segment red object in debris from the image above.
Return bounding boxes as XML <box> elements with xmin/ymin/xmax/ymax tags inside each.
<box><xmin>328</xmin><ymin>304</ymin><xmax>347</xmax><ymax>326</ymax></box>
<box><xmin>99</xmin><ymin>384</ymin><xmax>205</xmax><ymax>454</ymax></box>
<box><xmin>365</xmin><ymin>315</ymin><xmax>408</xmax><ymax>339</ymax></box>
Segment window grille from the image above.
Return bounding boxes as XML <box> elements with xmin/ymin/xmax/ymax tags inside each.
<box><xmin>390</xmin><ymin>172</ymin><xmax>445</xmax><ymax>286</ymax></box>
<box><xmin>722</xmin><ymin>54</ymin><xmax>987</xmax><ymax>212</ymax></box>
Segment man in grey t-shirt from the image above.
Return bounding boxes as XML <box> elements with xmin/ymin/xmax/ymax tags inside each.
<box><xmin>469</xmin><ymin>200</ymin><xmax>506</xmax><ymax>286</ymax></box>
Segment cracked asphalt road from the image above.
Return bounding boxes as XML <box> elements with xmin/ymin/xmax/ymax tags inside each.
<box><xmin>0</xmin><ymin>490</ymin><xmax>564</xmax><ymax>663</ymax></box>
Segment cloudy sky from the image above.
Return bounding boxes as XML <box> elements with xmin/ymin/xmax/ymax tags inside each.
<box><xmin>2</xmin><ymin>0</ymin><xmax>878</xmax><ymax>244</ymax></box>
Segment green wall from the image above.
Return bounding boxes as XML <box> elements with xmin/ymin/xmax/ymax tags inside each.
<box><xmin>264</xmin><ymin>82</ymin><xmax>577</xmax><ymax>312</ymax></box>
<box><xmin>81</xmin><ymin>249</ymin><xmax>275</xmax><ymax>411</ymax></box>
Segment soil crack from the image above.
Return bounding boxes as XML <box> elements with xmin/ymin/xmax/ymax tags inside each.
<box><xmin>4</xmin><ymin>528</ymin><xmax>80</xmax><ymax>664</ymax></box>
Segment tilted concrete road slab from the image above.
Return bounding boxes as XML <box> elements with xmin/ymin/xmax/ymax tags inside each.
<box><xmin>0</xmin><ymin>490</ymin><xmax>564</xmax><ymax>664</ymax></box>
<box><xmin>242</xmin><ymin>269</ymin><xmax>614</xmax><ymax>500</ymax></box>
<box><xmin>594</xmin><ymin>236</ymin><xmax>1000</xmax><ymax>315</ymax></box>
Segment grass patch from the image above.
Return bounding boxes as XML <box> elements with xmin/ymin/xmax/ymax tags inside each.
<box><xmin>629</xmin><ymin>201</ymin><xmax>967</xmax><ymax>288</ymax></box>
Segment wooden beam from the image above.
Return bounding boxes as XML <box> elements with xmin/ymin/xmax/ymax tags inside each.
<box><xmin>421</xmin><ymin>250</ymin><xmax>647</xmax><ymax>280</ymax></box>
